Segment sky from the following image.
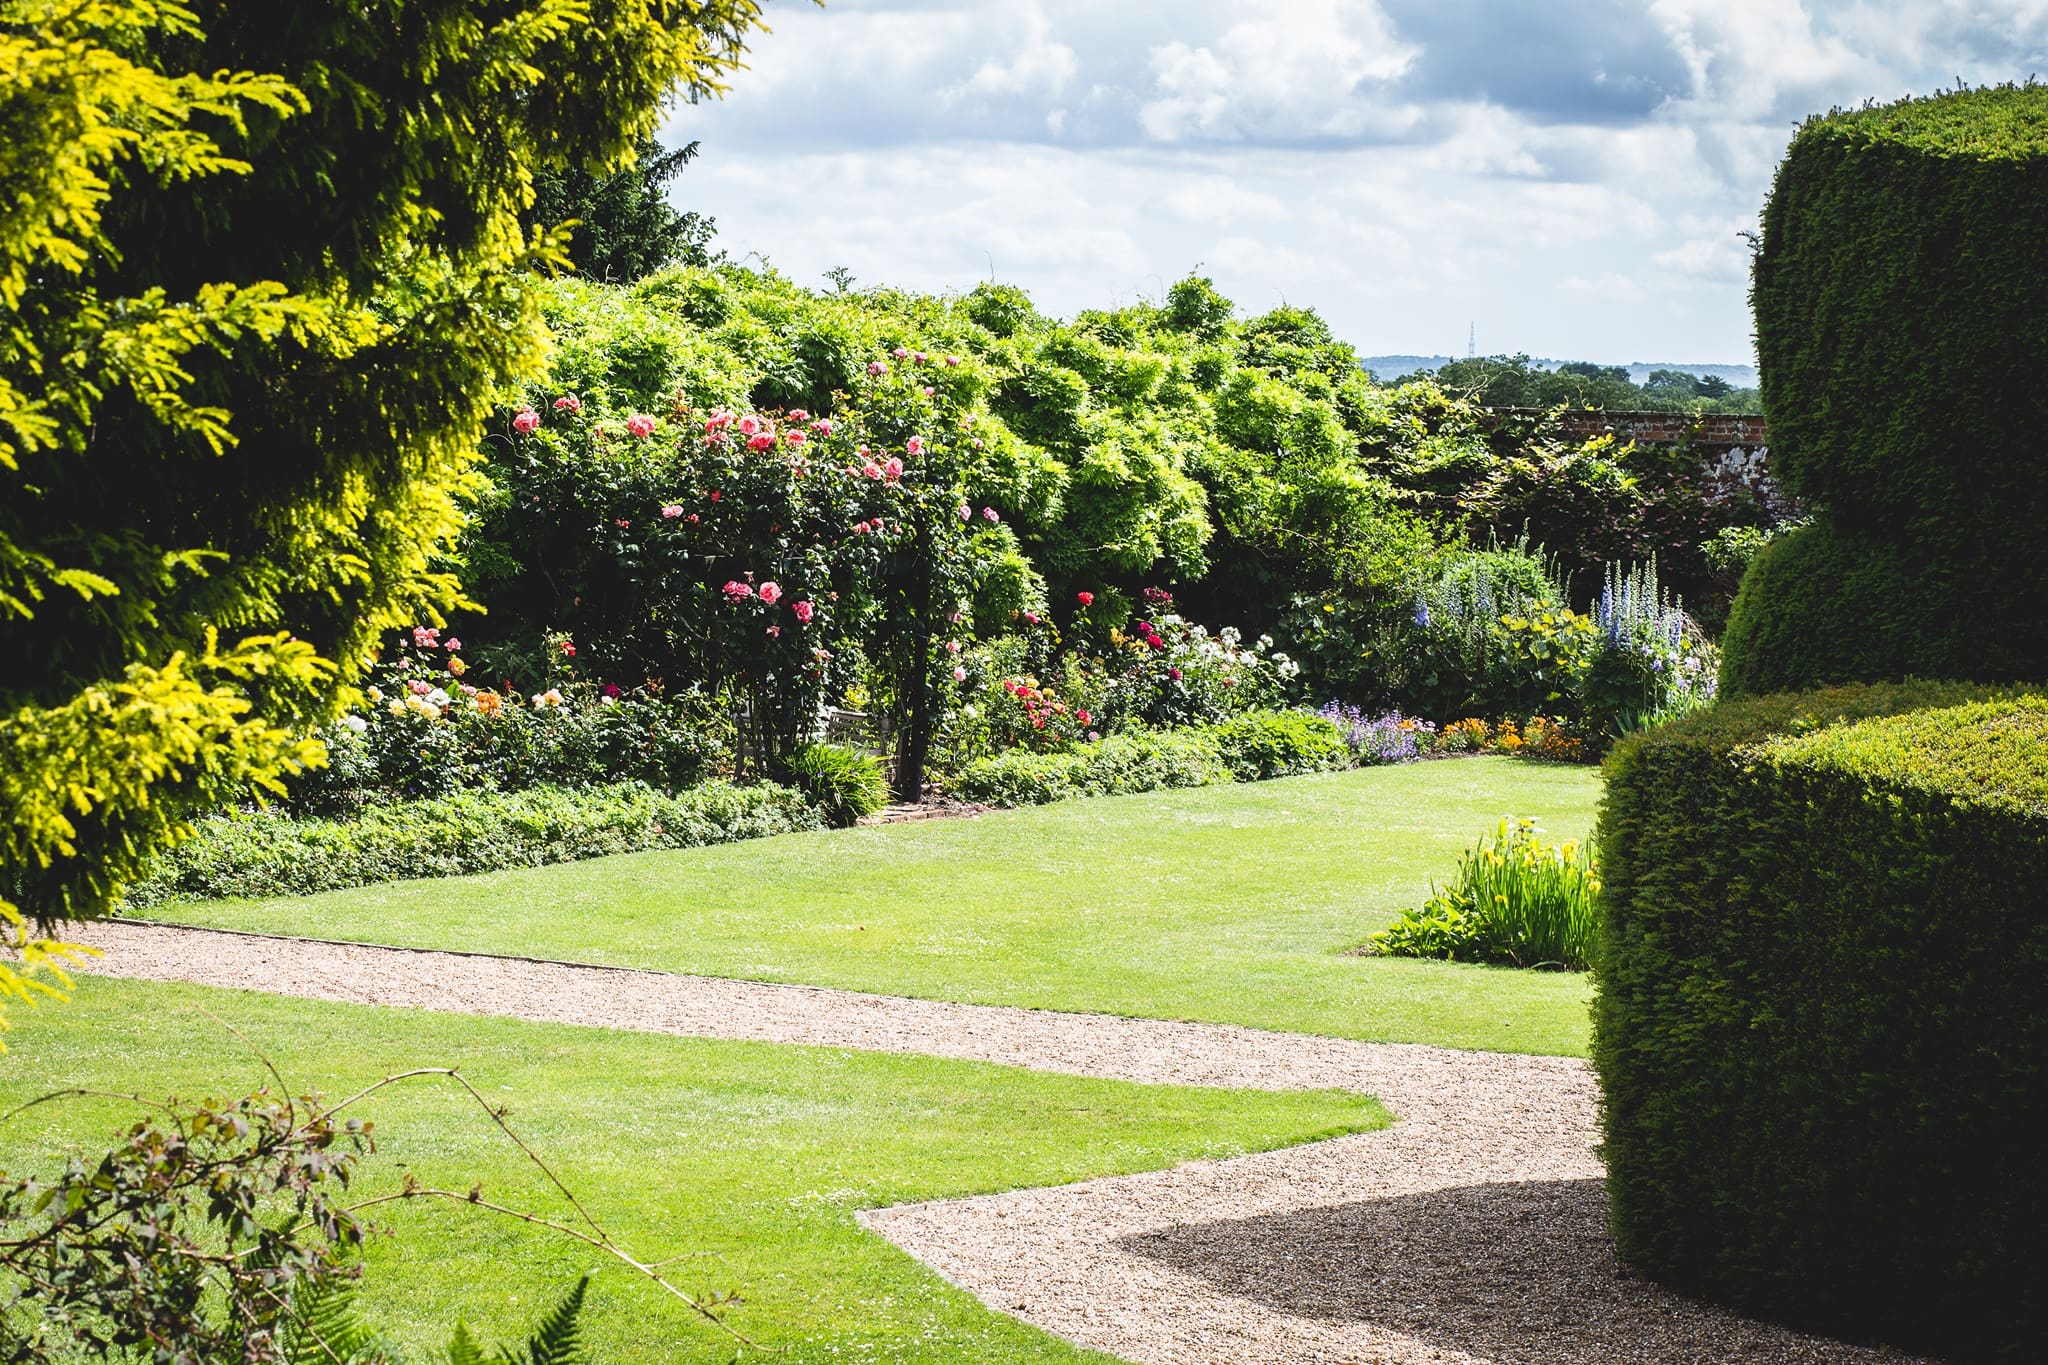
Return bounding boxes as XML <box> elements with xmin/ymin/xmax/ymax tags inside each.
<box><xmin>663</xmin><ymin>1</ymin><xmax>2048</xmax><ymax>366</ymax></box>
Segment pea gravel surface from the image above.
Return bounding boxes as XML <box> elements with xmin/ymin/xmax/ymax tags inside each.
<box><xmin>76</xmin><ymin>920</ymin><xmax>1933</xmax><ymax>1365</ymax></box>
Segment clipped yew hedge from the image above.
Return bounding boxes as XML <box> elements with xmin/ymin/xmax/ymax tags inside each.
<box><xmin>1592</xmin><ymin>683</ymin><xmax>2048</xmax><ymax>1361</ymax></box>
<box><xmin>1724</xmin><ymin>86</ymin><xmax>2048</xmax><ymax>693</ymax></box>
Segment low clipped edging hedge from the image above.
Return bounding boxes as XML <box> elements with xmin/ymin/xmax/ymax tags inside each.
<box><xmin>950</xmin><ymin>710</ymin><xmax>1349</xmax><ymax>807</ymax></box>
<box><xmin>1593</xmin><ymin>682</ymin><xmax>2048</xmax><ymax>1361</ymax></box>
<box><xmin>125</xmin><ymin>781</ymin><xmax>822</xmax><ymax>908</ymax></box>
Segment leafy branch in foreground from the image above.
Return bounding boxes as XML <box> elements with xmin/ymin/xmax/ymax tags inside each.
<box><xmin>0</xmin><ymin>1051</ymin><xmax>756</xmax><ymax>1362</ymax></box>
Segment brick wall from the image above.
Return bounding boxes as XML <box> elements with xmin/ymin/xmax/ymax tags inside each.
<box><xmin>1493</xmin><ymin>409</ymin><xmax>1768</xmax><ymax>448</ymax></box>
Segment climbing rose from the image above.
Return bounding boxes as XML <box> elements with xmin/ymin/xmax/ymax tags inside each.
<box><xmin>958</xmin><ymin>502</ymin><xmax>972</xmax><ymax>521</ymax></box>
<box><xmin>661</xmin><ymin>504</ymin><xmax>684</xmax><ymax>518</ymax></box>
<box><xmin>883</xmin><ymin>457</ymin><xmax>904</xmax><ymax>482</ymax></box>
<box><xmin>443</xmin><ymin>637</ymin><xmax>462</xmax><ymax>652</ymax></box>
<box><xmin>626</xmin><ymin>414</ymin><xmax>657</xmax><ymax>438</ymax></box>
<box><xmin>553</xmin><ymin>394</ymin><xmax>582</xmax><ymax>412</ymax></box>
<box><xmin>793</xmin><ymin>600</ymin><xmax>815</xmax><ymax>623</ymax></box>
<box><xmin>560</xmin><ymin>641</ymin><xmax>576</xmax><ymax>657</ymax></box>
<box><xmin>983</xmin><ymin>507</ymin><xmax>1000</xmax><ymax>522</ymax></box>
<box><xmin>1088</xmin><ymin>730</ymin><xmax>1101</xmax><ymax>742</ymax></box>
<box><xmin>788</xmin><ymin>409</ymin><xmax>810</xmax><ymax>423</ymax></box>
<box><xmin>868</xmin><ymin>360</ymin><xmax>888</xmax><ymax>376</ymax></box>
<box><xmin>913</xmin><ymin>351</ymin><xmax>928</xmax><ymax>364</ymax></box>
<box><xmin>947</xmin><ymin>640</ymin><xmax>961</xmax><ymax>654</ymax></box>
<box><xmin>411</xmin><ymin>626</ymin><xmax>440</xmax><ymax>648</ymax></box>
<box><xmin>906</xmin><ymin>435</ymin><xmax>925</xmax><ymax>455</ymax></box>
<box><xmin>722</xmin><ymin>580</ymin><xmax>754</xmax><ymax>601</ymax></box>
<box><xmin>891</xmin><ymin>347</ymin><xmax>909</xmax><ymax>359</ymax></box>
<box><xmin>748</xmin><ymin>434</ymin><xmax>775</xmax><ymax>451</ymax></box>
<box><xmin>512</xmin><ymin>408</ymin><xmax>539</xmax><ymax>433</ymax></box>
<box><xmin>952</xmin><ymin>665</ymin><xmax>967</xmax><ymax>682</ymax></box>
<box><xmin>1169</xmin><ymin>667</ymin><xmax>1183</xmax><ymax>681</ymax></box>
<box><xmin>862</xmin><ymin>461</ymin><xmax>884</xmax><ymax>479</ymax></box>
<box><xmin>1076</xmin><ymin>591</ymin><xmax>1094</xmax><ymax>607</ymax></box>
<box><xmin>944</xmin><ymin>354</ymin><xmax>961</xmax><ymax>366</ymax></box>
<box><xmin>1077</xmin><ymin>710</ymin><xmax>1091</xmax><ymax>725</ymax></box>
<box><xmin>813</xmin><ymin>418</ymin><xmax>834</xmax><ymax>435</ymax></box>
<box><xmin>759</xmin><ymin>581</ymin><xmax>783</xmax><ymax>605</ymax></box>
<box><xmin>921</xmin><ymin>386</ymin><xmax>935</xmax><ymax>397</ymax></box>
<box><xmin>738</xmin><ymin>415</ymin><xmax>760</xmax><ymax>436</ymax></box>
<box><xmin>785</xmin><ymin>429</ymin><xmax>807</xmax><ymax>445</ymax></box>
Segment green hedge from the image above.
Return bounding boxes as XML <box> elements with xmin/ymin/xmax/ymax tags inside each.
<box><xmin>1726</xmin><ymin>86</ymin><xmax>2048</xmax><ymax>692</ymax></box>
<box><xmin>1593</xmin><ymin>682</ymin><xmax>2048</xmax><ymax>1360</ymax></box>
<box><xmin>125</xmin><ymin>781</ymin><xmax>822</xmax><ymax>907</ymax></box>
<box><xmin>950</xmin><ymin>711</ymin><xmax>1349</xmax><ymax>807</ymax></box>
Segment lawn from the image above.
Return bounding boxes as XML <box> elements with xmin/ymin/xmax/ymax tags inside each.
<box><xmin>147</xmin><ymin>758</ymin><xmax>1602</xmax><ymax>1055</ymax></box>
<box><xmin>0</xmin><ymin>976</ymin><xmax>1383</xmax><ymax>1362</ymax></box>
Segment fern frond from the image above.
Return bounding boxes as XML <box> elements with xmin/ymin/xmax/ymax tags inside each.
<box><xmin>281</xmin><ymin>1269</ymin><xmax>386</xmax><ymax>1364</ymax></box>
<box><xmin>501</xmin><ymin>1274</ymin><xmax>591</xmax><ymax>1365</ymax></box>
<box><xmin>444</xmin><ymin>1321</ymin><xmax>490</xmax><ymax>1365</ymax></box>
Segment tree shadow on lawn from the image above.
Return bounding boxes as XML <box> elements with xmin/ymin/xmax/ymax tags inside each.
<box><xmin>1118</xmin><ymin>1178</ymin><xmax>1936</xmax><ymax>1363</ymax></box>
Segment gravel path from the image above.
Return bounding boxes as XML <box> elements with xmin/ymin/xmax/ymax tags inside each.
<box><xmin>76</xmin><ymin>921</ymin><xmax>1928</xmax><ymax>1364</ymax></box>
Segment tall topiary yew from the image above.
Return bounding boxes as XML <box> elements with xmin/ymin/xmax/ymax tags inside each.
<box><xmin>0</xmin><ymin>0</ymin><xmax>771</xmax><ymax>1021</ymax></box>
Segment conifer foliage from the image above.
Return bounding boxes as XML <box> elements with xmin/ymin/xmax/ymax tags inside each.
<box><xmin>0</xmin><ymin>0</ymin><xmax>771</xmax><ymax>1017</ymax></box>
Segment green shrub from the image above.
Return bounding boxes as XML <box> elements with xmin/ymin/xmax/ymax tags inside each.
<box><xmin>1372</xmin><ymin>816</ymin><xmax>1600</xmax><ymax>969</ymax></box>
<box><xmin>126</xmin><ymin>782</ymin><xmax>822</xmax><ymax>907</ymax></box>
<box><xmin>1725</xmin><ymin>86</ymin><xmax>2048</xmax><ymax>692</ymax></box>
<box><xmin>1208</xmin><ymin>710</ymin><xmax>1349</xmax><ymax>781</ymax></box>
<box><xmin>1593</xmin><ymin>682</ymin><xmax>2048</xmax><ymax>1359</ymax></box>
<box><xmin>951</xmin><ymin>729</ymin><xmax>1230</xmax><ymax>806</ymax></box>
<box><xmin>785</xmin><ymin>743</ymin><xmax>890</xmax><ymax>828</ymax></box>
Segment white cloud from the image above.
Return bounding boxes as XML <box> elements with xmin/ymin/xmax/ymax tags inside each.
<box><xmin>665</xmin><ymin>0</ymin><xmax>2048</xmax><ymax>363</ymax></box>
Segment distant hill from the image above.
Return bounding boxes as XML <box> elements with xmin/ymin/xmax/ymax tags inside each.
<box><xmin>1362</xmin><ymin>355</ymin><xmax>1759</xmax><ymax>388</ymax></box>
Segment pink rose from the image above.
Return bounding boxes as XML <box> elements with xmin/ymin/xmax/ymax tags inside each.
<box><xmin>759</xmin><ymin>581</ymin><xmax>783</xmax><ymax>605</ymax></box>
<box><xmin>813</xmin><ymin>418</ymin><xmax>834</xmax><ymax>435</ymax></box>
<box><xmin>947</xmin><ymin>640</ymin><xmax>961</xmax><ymax>654</ymax></box>
<box><xmin>793</xmin><ymin>600</ymin><xmax>815</xmax><ymax>623</ymax></box>
<box><xmin>785</xmin><ymin>429</ymin><xmax>807</xmax><ymax>445</ymax></box>
<box><xmin>906</xmin><ymin>435</ymin><xmax>925</xmax><ymax>455</ymax></box>
<box><xmin>1088</xmin><ymin>730</ymin><xmax>1101</xmax><ymax>742</ymax></box>
<box><xmin>411</xmin><ymin>626</ymin><xmax>440</xmax><ymax>648</ymax></box>
<box><xmin>868</xmin><ymin>360</ymin><xmax>888</xmax><ymax>376</ymax></box>
<box><xmin>959</xmin><ymin>503</ymin><xmax>972</xmax><ymax>521</ymax></box>
<box><xmin>766</xmin><ymin>625</ymin><xmax>781</xmax><ymax>638</ymax></box>
<box><xmin>892</xmin><ymin>347</ymin><xmax>909</xmax><ymax>359</ymax></box>
<box><xmin>1169</xmin><ymin>667</ymin><xmax>1183</xmax><ymax>681</ymax></box>
<box><xmin>748</xmin><ymin>434</ymin><xmax>775</xmax><ymax>451</ymax></box>
<box><xmin>944</xmin><ymin>355</ymin><xmax>961</xmax><ymax>367</ymax></box>
<box><xmin>738</xmin><ymin>415</ymin><xmax>760</xmax><ymax>435</ymax></box>
<box><xmin>661</xmin><ymin>504</ymin><xmax>684</xmax><ymax>518</ymax></box>
<box><xmin>913</xmin><ymin>351</ymin><xmax>928</xmax><ymax>364</ymax></box>
<box><xmin>952</xmin><ymin>665</ymin><xmax>967</xmax><ymax>682</ymax></box>
<box><xmin>788</xmin><ymin>409</ymin><xmax>810</xmax><ymax>423</ymax></box>
<box><xmin>722</xmin><ymin>580</ymin><xmax>754</xmax><ymax>601</ymax></box>
<box><xmin>512</xmin><ymin>408</ymin><xmax>540</xmax><ymax>433</ymax></box>
<box><xmin>922</xmin><ymin>386</ymin><xmax>935</xmax><ymax>397</ymax></box>
<box><xmin>971</xmin><ymin>438</ymin><xmax>984</xmax><ymax>449</ymax></box>
<box><xmin>862</xmin><ymin>462</ymin><xmax>884</xmax><ymax>479</ymax></box>
<box><xmin>444</xmin><ymin>637</ymin><xmax>462</xmax><ymax>652</ymax></box>
<box><xmin>1077</xmin><ymin>591</ymin><xmax>1094</xmax><ymax>607</ymax></box>
<box><xmin>983</xmin><ymin>507</ymin><xmax>1000</xmax><ymax>522</ymax></box>
<box><xmin>883</xmin><ymin>457</ymin><xmax>904</xmax><ymax>482</ymax></box>
<box><xmin>409</xmin><ymin>679</ymin><xmax>431</xmax><ymax>696</ymax></box>
<box><xmin>626</xmin><ymin>414</ymin><xmax>657</xmax><ymax>438</ymax></box>
<box><xmin>553</xmin><ymin>395</ymin><xmax>582</xmax><ymax>413</ymax></box>
<box><xmin>1077</xmin><ymin>710</ymin><xmax>1091</xmax><ymax>725</ymax></box>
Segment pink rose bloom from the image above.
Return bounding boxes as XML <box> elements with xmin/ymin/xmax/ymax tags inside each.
<box><xmin>661</xmin><ymin>503</ymin><xmax>684</xmax><ymax>518</ymax></box>
<box><xmin>626</xmin><ymin>414</ymin><xmax>657</xmax><ymax>438</ymax></box>
<box><xmin>1169</xmin><ymin>667</ymin><xmax>1183</xmax><ymax>681</ymax></box>
<box><xmin>1076</xmin><ymin>591</ymin><xmax>1094</xmax><ymax>607</ymax></box>
<box><xmin>444</xmin><ymin>638</ymin><xmax>462</xmax><ymax>652</ymax></box>
<box><xmin>906</xmin><ymin>436</ymin><xmax>925</xmax><ymax>455</ymax></box>
<box><xmin>1077</xmin><ymin>709</ymin><xmax>1091</xmax><ymax>725</ymax></box>
<box><xmin>852</xmin><ymin>521</ymin><xmax>870</xmax><ymax>535</ymax></box>
<box><xmin>946</xmin><ymin>640</ymin><xmax>961</xmax><ymax>654</ymax></box>
<box><xmin>862</xmin><ymin>462</ymin><xmax>883</xmax><ymax>479</ymax></box>
<box><xmin>813</xmin><ymin>418</ymin><xmax>834</xmax><ymax>435</ymax></box>
<box><xmin>958</xmin><ymin>502</ymin><xmax>972</xmax><ymax>521</ymax></box>
<box><xmin>785</xmin><ymin>429</ymin><xmax>806</xmax><ymax>445</ymax></box>
<box><xmin>512</xmin><ymin>408</ymin><xmax>540</xmax><ymax>433</ymax></box>
<box><xmin>952</xmin><ymin>665</ymin><xmax>967</xmax><ymax>682</ymax></box>
<box><xmin>722</xmin><ymin>580</ymin><xmax>754</xmax><ymax>601</ymax></box>
<box><xmin>411</xmin><ymin>626</ymin><xmax>439</xmax><ymax>648</ymax></box>
<box><xmin>409</xmin><ymin>679</ymin><xmax>431</xmax><ymax>696</ymax></box>
<box><xmin>738</xmin><ymin>415</ymin><xmax>760</xmax><ymax>436</ymax></box>
<box><xmin>686</xmin><ymin>512</ymin><xmax>700</xmax><ymax>523</ymax></box>
<box><xmin>553</xmin><ymin>395</ymin><xmax>582</xmax><ymax>413</ymax></box>
<box><xmin>883</xmin><ymin>457</ymin><xmax>904</xmax><ymax>482</ymax></box>
<box><xmin>944</xmin><ymin>355</ymin><xmax>961</xmax><ymax>367</ymax></box>
<box><xmin>767</xmin><ymin>625</ymin><xmax>781</xmax><ymax>638</ymax></box>
<box><xmin>759</xmin><ymin>581</ymin><xmax>783</xmax><ymax>605</ymax></box>
<box><xmin>748</xmin><ymin>434</ymin><xmax>775</xmax><ymax>451</ymax></box>
<box><xmin>1023</xmin><ymin>611</ymin><xmax>1041</xmax><ymax>626</ymax></box>
<box><xmin>971</xmin><ymin>438</ymin><xmax>984</xmax><ymax>450</ymax></box>
<box><xmin>788</xmin><ymin>409</ymin><xmax>810</xmax><ymax>423</ymax></box>
<box><xmin>891</xmin><ymin>347</ymin><xmax>909</xmax><ymax>359</ymax></box>
<box><xmin>793</xmin><ymin>600</ymin><xmax>815</xmax><ymax>623</ymax></box>
<box><xmin>982</xmin><ymin>507</ymin><xmax>1000</xmax><ymax>522</ymax></box>
<box><xmin>913</xmin><ymin>351</ymin><xmax>928</xmax><ymax>364</ymax></box>
<box><xmin>1147</xmin><ymin>636</ymin><xmax>1166</xmax><ymax>651</ymax></box>
<box><xmin>868</xmin><ymin>360</ymin><xmax>888</xmax><ymax>376</ymax></box>
<box><xmin>1088</xmin><ymin>730</ymin><xmax>1101</xmax><ymax>742</ymax></box>
<box><xmin>922</xmin><ymin>386</ymin><xmax>935</xmax><ymax>397</ymax></box>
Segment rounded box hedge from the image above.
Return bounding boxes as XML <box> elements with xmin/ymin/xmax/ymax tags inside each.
<box><xmin>1592</xmin><ymin>683</ymin><xmax>2048</xmax><ymax>1361</ymax></box>
<box><xmin>1725</xmin><ymin>86</ymin><xmax>2048</xmax><ymax>693</ymax></box>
